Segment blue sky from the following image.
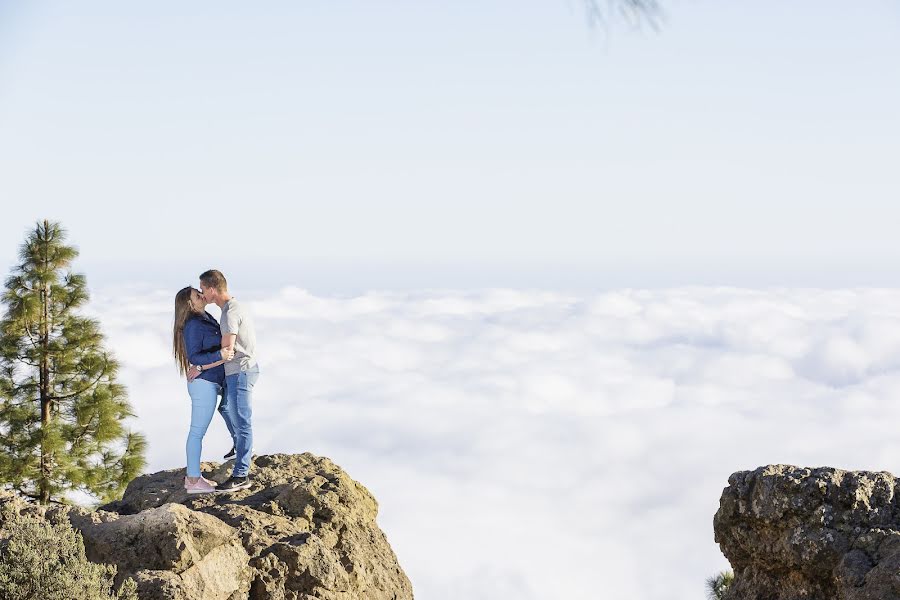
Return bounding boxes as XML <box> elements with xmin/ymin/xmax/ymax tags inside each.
<box><xmin>3</xmin><ymin>3</ymin><xmax>900</xmax><ymax>598</ymax></box>
<box><xmin>2</xmin><ymin>1</ymin><xmax>899</xmax><ymax>291</ymax></box>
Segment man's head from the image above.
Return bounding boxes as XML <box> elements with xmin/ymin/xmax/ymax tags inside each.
<box><xmin>198</xmin><ymin>269</ymin><xmax>228</xmax><ymax>305</ymax></box>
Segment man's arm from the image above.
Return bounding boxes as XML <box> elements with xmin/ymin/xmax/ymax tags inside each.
<box><xmin>221</xmin><ymin>333</ymin><xmax>237</xmax><ymax>356</ymax></box>
<box><xmin>187</xmin><ymin>355</ymin><xmax>230</xmax><ymax>381</ymax></box>
<box><xmin>220</xmin><ymin>303</ymin><xmax>241</xmax><ymax>358</ymax></box>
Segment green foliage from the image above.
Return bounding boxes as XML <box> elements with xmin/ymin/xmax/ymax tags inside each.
<box><xmin>0</xmin><ymin>220</ymin><xmax>147</xmax><ymax>504</ymax></box>
<box><xmin>706</xmin><ymin>570</ymin><xmax>734</xmax><ymax>600</ymax></box>
<box><xmin>0</xmin><ymin>505</ymin><xmax>137</xmax><ymax>600</ymax></box>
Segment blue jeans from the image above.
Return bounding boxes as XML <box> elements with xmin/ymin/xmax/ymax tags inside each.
<box><xmin>185</xmin><ymin>379</ymin><xmax>222</xmax><ymax>478</ymax></box>
<box><xmin>217</xmin><ymin>388</ymin><xmax>236</xmax><ymax>442</ymax></box>
<box><xmin>224</xmin><ymin>366</ymin><xmax>259</xmax><ymax>477</ymax></box>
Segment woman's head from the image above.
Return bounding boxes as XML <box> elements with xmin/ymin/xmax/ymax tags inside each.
<box><xmin>172</xmin><ymin>286</ymin><xmax>205</xmax><ymax>375</ymax></box>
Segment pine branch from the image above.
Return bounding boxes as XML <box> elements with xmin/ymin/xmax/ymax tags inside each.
<box><xmin>583</xmin><ymin>0</ymin><xmax>662</xmax><ymax>29</ymax></box>
<box><xmin>12</xmin><ymin>355</ymin><xmax>40</xmax><ymax>369</ymax></box>
<box><xmin>21</xmin><ymin>316</ymin><xmax>40</xmax><ymax>345</ymax></box>
<box><xmin>49</xmin><ymin>364</ymin><xmax>110</xmax><ymax>402</ymax></box>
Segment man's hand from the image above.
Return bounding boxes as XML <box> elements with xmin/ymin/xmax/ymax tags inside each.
<box><xmin>221</xmin><ymin>346</ymin><xmax>236</xmax><ymax>361</ymax></box>
<box><xmin>187</xmin><ymin>366</ymin><xmax>200</xmax><ymax>382</ymax></box>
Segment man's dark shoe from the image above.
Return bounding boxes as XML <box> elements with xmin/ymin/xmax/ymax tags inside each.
<box><xmin>217</xmin><ymin>475</ymin><xmax>251</xmax><ymax>493</ymax></box>
<box><xmin>223</xmin><ymin>446</ymin><xmax>257</xmax><ymax>461</ymax></box>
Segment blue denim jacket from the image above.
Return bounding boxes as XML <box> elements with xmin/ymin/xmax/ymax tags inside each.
<box><xmin>183</xmin><ymin>312</ymin><xmax>226</xmax><ymax>386</ymax></box>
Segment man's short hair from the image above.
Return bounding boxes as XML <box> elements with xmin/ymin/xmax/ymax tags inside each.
<box><xmin>199</xmin><ymin>269</ymin><xmax>228</xmax><ymax>292</ymax></box>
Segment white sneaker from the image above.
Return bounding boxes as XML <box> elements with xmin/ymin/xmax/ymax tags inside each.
<box><xmin>184</xmin><ymin>476</ymin><xmax>217</xmax><ymax>494</ymax></box>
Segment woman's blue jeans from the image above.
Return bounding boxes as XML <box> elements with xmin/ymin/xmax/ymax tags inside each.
<box><xmin>186</xmin><ymin>378</ymin><xmax>222</xmax><ymax>478</ymax></box>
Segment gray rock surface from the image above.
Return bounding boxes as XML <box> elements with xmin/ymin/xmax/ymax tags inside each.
<box><xmin>714</xmin><ymin>464</ymin><xmax>900</xmax><ymax>600</ymax></box>
<box><xmin>0</xmin><ymin>452</ymin><xmax>413</xmax><ymax>600</ymax></box>
<box><xmin>68</xmin><ymin>502</ymin><xmax>251</xmax><ymax>599</ymax></box>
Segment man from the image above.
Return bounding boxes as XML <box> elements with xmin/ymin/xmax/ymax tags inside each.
<box><xmin>199</xmin><ymin>269</ymin><xmax>259</xmax><ymax>493</ymax></box>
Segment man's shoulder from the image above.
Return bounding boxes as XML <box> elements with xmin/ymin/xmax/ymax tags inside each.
<box><xmin>223</xmin><ymin>298</ymin><xmax>243</xmax><ymax>311</ymax></box>
<box><xmin>224</xmin><ymin>298</ymin><xmax>250</xmax><ymax>317</ymax></box>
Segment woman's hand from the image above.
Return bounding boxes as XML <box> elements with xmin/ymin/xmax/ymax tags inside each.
<box><xmin>187</xmin><ymin>365</ymin><xmax>200</xmax><ymax>382</ymax></box>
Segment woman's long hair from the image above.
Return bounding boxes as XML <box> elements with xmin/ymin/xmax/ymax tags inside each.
<box><xmin>173</xmin><ymin>286</ymin><xmax>198</xmax><ymax>376</ymax></box>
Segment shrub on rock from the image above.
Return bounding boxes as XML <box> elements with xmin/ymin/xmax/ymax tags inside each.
<box><xmin>0</xmin><ymin>501</ymin><xmax>136</xmax><ymax>600</ymax></box>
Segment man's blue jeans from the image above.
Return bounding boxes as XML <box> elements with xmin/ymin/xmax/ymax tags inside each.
<box><xmin>224</xmin><ymin>366</ymin><xmax>259</xmax><ymax>477</ymax></box>
<box><xmin>217</xmin><ymin>389</ymin><xmax>236</xmax><ymax>442</ymax></box>
<box><xmin>185</xmin><ymin>379</ymin><xmax>222</xmax><ymax>478</ymax></box>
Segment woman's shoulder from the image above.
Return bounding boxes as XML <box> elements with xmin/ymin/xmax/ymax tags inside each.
<box><xmin>185</xmin><ymin>313</ymin><xmax>219</xmax><ymax>331</ymax></box>
<box><xmin>183</xmin><ymin>315</ymin><xmax>205</xmax><ymax>331</ymax></box>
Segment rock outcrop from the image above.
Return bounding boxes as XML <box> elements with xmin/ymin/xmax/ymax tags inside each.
<box><xmin>714</xmin><ymin>464</ymin><xmax>900</xmax><ymax>600</ymax></box>
<box><xmin>0</xmin><ymin>453</ymin><xmax>413</xmax><ymax>600</ymax></box>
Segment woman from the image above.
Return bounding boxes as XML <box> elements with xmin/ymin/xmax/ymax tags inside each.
<box><xmin>172</xmin><ymin>286</ymin><xmax>234</xmax><ymax>494</ymax></box>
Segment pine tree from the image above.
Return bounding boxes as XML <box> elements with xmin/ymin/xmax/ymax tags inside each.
<box><xmin>705</xmin><ymin>570</ymin><xmax>734</xmax><ymax>600</ymax></box>
<box><xmin>0</xmin><ymin>220</ymin><xmax>146</xmax><ymax>504</ymax></box>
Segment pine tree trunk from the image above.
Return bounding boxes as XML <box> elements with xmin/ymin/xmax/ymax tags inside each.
<box><xmin>39</xmin><ymin>224</ymin><xmax>51</xmax><ymax>505</ymax></box>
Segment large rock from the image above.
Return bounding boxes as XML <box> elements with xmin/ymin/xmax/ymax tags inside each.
<box><xmin>0</xmin><ymin>452</ymin><xmax>413</xmax><ymax>600</ymax></box>
<box><xmin>714</xmin><ymin>464</ymin><xmax>900</xmax><ymax>600</ymax></box>
<box><xmin>102</xmin><ymin>452</ymin><xmax>413</xmax><ymax>600</ymax></box>
<box><xmin>68</xmin><ymin>503</ymin><xmax>251</xmax><ymax>599</ymax></box>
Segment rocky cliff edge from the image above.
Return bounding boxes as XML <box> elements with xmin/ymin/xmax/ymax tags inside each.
<box><xmin>715</xmin><ymin>464</ymin><xmax>900</xmax><ymax>600</ymax></box>
<box><xmin>0</xmin><ymin>452</ymin><xmax>414</xmax><ymax>600</ymax></box>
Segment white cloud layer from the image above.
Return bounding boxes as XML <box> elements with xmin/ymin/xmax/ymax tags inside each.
<box><xmin>82</xmin><ymin>285</ymin><xmax>900</xmax><ymax>600</ymax></box>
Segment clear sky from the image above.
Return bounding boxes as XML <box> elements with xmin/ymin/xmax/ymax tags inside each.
<box><xmin>3</xmin><ymin>4</ymin><xmax>900</xmax><ymax>598</ymax></box>
<box><xmin>2</xmin><ymin>1</ymin><xmax>899</xmax><ymax>290</ymax></box>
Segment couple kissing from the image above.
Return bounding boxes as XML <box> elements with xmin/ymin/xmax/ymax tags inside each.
<box><xmin>172</xmin><ymin>269</ymin><xmax>260</xmax><ymax>494</ymax></box>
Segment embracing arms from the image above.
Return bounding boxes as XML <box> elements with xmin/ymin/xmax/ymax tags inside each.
<box><xmin>221</xmin><ymin>333</ymin><xmax>237</xmax><ymax>358</ymax></box>
<box><xmin>184</xmin><ymin>320</ymin><xmax>235</xmax><ymax>380</ymax></box>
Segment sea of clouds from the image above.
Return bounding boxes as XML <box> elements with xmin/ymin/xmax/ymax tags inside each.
<box><xmin>83</xmin><ymin>285</ymin><xmax>900</xmax><ymax>600</ymax></box>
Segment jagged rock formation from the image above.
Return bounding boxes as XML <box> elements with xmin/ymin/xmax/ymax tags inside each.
<box><xmin>714</xmin><ymin>464</ymin><xmax>900</xmax><ymax>600</ymax></box>
<box><xmin>0</xmin><ymin>453</ymin><xmax>413</xmax><ymax>600</ymax></box>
